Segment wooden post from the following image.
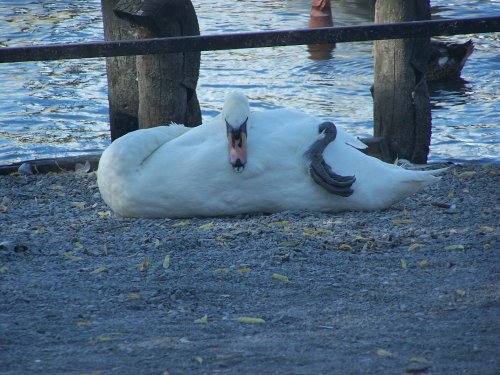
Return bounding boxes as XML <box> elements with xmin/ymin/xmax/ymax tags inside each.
<box><xmin>101</xmin><ymin>0</ymin><xmax>139</xmax><ymax>140</ymax></box>
<box><xmin>373</xmin><ymin>0</ymin><xmax>431</xmax><ymax>163</ymax></box>
<box><xmin>113</xmin><ymin>0</ymin><xmax>202</xmax><ymax>129</ymax></box>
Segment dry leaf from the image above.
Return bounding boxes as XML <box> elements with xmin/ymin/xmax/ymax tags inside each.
<box><xmin>198</xmin><ymin>222</ymin><xmax>213</xmax><ymax>230</ymax></box>
<box><xmin>214</xmin><ymin>268</ymin><xmax>229</xmax><ymax>273</ymax></box>
<box><xmin>97</xmin><ymin>210</ymin><xmax>112</xmax><ymax>218</ymax></box>
<box><xmin>76</xmin><ymin>320</ymin><xmax>93</xmax><ymax>326</ymax></box>
<box><xmin>455</xmin><ymin>289</ymin><xmax>466</xmax><ymax>297</ymax></box>
<box><xmin>339</xmin><ymin>243</ymin><xmax>354</xmax><ymax>252</ymax></box>
<box><xmin>0</xmin><ymin>266</ymin><xmax>8</xmax><ymax>273</ymax></box>
<box><xmin>88</xmin><ymin>336</ymin><xmax>113</xmax><ymax>345</ymax></box>
<box><xmin>236</xmin><ymin>267</ymin><xmax>251</xmax><ymax>273</ymax></box>
<box><xmin>418</xmin><ymin>260</ymin><xmax>429</xmax><ymax>268</ymax></box>
<box><xmin>409</xmin><ymin>356</ymin><xmax>429</xmax><ymax>363</ymax></box>
<box><xmin>172</xmin><ymin>220</ymin><xmax>190</xmax><ymax>228</ymax></box>
<box><xmin>64</xmin><ymin>251</ymin><xmax>83</xmax><ymax>261</ymax></box>
<box><xmin>376</xmin><ymin>348</ymin><xmax>393</xmax><ymax>357</ymax></box>
<box><xmin>137</xmin><ymin>257</ymin><xmax>151</xmax><ymax>271</ymax></box>
<box><xmin>163</xmin><ymin>255</ymin><xmax>170</xmax><ymax>269</ymax></box>
<box><xmin>408</xmin><ymin>243</ymin><xmax>425</xmax><ymax>251</ymax></box>
<box><xmin>194</xmin><ymin>315</ymin><xmax>208</xmax><ymax>323</ymax></box>
<box><xmin>445</xmin><ymin>244</ymin><xmax>465</xmax><ymax>251</ymax></box>
<box><xmin>90</xmin><ymin>266</ymin><xmax>107</xmax><ymax>274</ymax></box>
<box><xmin>271</xmin><ymin>273</ymin><xmax>290</xmax><ymax>283</ymax></box>
<box><xmin>479</xmin><ymin>226</ymin><xmax>494</xmax><ymax>234</ymax></box>
<box><xmin>237</xmin><ymin>317</ymin><xmax>265</xmax><ymax>324</ymax></box>
<box><xmin>401</xmin><ymin>259</ymin><xmax>408</xmax><ymax>270</ymax></box>
<box><xmin>456</xmin><ymin>171</ymin><xmax>476</xmax><ymax>178</ymax></box>
<box><xmin>127</xmin><ymin>292</ymin><xmax>141</xmax><ymax>301</ymax></box>
<box><xmin>362</xmin><ymin>241</ymin><xmax>377</xmax><ymax>251</ymax></box>
<box><xmin>393</xmin><ymin>219</ymin><xmax>414</xmax><ymax>225</ymax></box>
<box><xmin>0</xmin><ymin>205</ymin><xmax>8</xmax><ymax>211</ymax></box>
<box><xmin>303</xmin><ymin>228</ymin><xmax>330</xmax><ymax>236</ymax></box>
<box><xmin>269</xmin><ymin>220</ymin><xmax>289</xmax><ymax>226</ymax></box>
<box><xmin>49</xmin><ymin>184</ymin><xmax>64</xmax><ymax>190</ymax></box>
<box><xmin>153</xmin><ymin>239</ymin><xmax>161</xmax><ymax>248</ymax></box>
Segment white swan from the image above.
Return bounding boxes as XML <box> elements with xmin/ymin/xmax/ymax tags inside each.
<box><xmin>97</xmin><ymin>91</ymin><xmax>445</xmax><ymax>218</ymax></box>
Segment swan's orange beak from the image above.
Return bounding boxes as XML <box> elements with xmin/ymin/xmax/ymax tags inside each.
<box><xmin>226</xmin><ymin>118</ymin><xmax>247</xmax><ymax>173</ymax></box>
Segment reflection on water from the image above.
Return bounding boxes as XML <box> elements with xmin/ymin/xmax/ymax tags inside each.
<box><xmin>0</xmin><ymin>0</ymin><xmax>498</xmax><ymax>164</ymax></box>
<box><xmin>306</xmin><ymin>0</ymin><xmax>335</xmax><ymax>61</ymax></box>
<box><xmin>429</xmin><ymin>79</ymin><xmax>473</xmax><ymax>109</ymax></box>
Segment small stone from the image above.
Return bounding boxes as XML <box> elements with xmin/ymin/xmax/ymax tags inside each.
<box><xmin>18</xmin><ymin>163</ymin><xmax>33</xmax><ymax>175</ymax></box>
<box><xmin>404</xmin><ymin>364</ymin><xmax>432</xmax><ymax>373</ymax></box>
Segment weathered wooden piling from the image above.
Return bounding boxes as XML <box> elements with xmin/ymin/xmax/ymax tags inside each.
<box><xmin>101</xmin><ymin>0</ymin><xmax>201</xmax><ymax>138</ymax></box>
<box><xmin>373</xmin><ymin>0</ymin><xmax>431</xmax><ymax>163</ymax></box>
<box><xmin>101</xmin><ymin>0</ymin><xmax>139</xmax><ymax>140</ymax></box>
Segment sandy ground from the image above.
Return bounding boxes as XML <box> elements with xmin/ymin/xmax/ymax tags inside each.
<box><xmin>0</xmin><ymin>163</ymin><xmax>498</xmax><ymax>374</ymax></box>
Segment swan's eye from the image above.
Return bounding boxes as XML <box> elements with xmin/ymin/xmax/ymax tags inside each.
<box><xmin>225</xmin><ymin>118</ymin><xmax>248</xmax><ymax>141</ymax></box>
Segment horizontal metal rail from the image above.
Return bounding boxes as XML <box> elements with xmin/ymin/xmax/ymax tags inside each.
<box><xmin>1</xmin><ymin>16</ymin><xmax>499</xmax><ymax>63</ymax></box>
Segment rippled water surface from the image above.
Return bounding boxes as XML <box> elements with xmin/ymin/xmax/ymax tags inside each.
<box><xmin>0</xmin><ymin>0</ymin><xmax>498</xmax><ymax>164</ymax></box>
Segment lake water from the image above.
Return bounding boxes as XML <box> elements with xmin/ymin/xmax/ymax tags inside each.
<box><xmin>0</xmin><ymin>0</ymin><xmax>498</xmax><ymax>165</ymax></box>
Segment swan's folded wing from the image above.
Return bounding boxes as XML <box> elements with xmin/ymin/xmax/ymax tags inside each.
<box><xmin>153</xmin><ymin>124</ymin><xmax>192</xmax><ymax>142</ymax></box>
<box><xmin>100</xmin><ymin>125</ymin><xmax>192</xmax><ymax>171</ymax></box>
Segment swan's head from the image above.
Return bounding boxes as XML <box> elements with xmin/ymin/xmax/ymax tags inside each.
<box><xmin>222</xmin><ymin>92</ymin><xmax>250</xmax><ymax>173</ymax></box>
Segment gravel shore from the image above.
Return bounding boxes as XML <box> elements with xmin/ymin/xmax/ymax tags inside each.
<box><xmin>1</xmin><ymin>163</ymin><xmax>498</xmax><ymax>374</ymax></box>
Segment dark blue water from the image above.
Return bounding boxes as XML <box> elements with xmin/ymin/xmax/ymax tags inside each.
<box><xmin>0</xmin><ymin>0</ymin><xmax>498</xmax><ymax>165</ymax></box>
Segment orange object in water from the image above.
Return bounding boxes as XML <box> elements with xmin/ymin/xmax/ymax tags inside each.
<box><xmin>308</xmin><ymin>0</ymin><xmax>335</xmax><ymax>60</ymax></box>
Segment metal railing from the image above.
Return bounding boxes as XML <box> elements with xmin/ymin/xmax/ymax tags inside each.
<box><xmin>1</xmin><ymin>16</ymin><xmax>499</xmax><ymax>63</ymax></box>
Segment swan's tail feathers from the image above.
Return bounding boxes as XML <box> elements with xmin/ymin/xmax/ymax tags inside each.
<box><xmin>395</xmin><ymin>159</ymin><xmax>449</xmax><ymax>178</ymax></box>
<box><xmin>410</xmin><ymin>166</ymin><xmax>449</xmax><ymax>180</ymax></box>
<box><xmin>423</xmin><ymin>167</ymin><xmax>450</xmax><ymax>175</ymax></box>
<box><xmin>380</xmin><ymin>166</ymin><xmax>448</xmax><ymax>207</ymax></box>
<box><xmin>399</xmin><ymin>167</ymin><xmax>448</xmax><ymax>195</ymax></box>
